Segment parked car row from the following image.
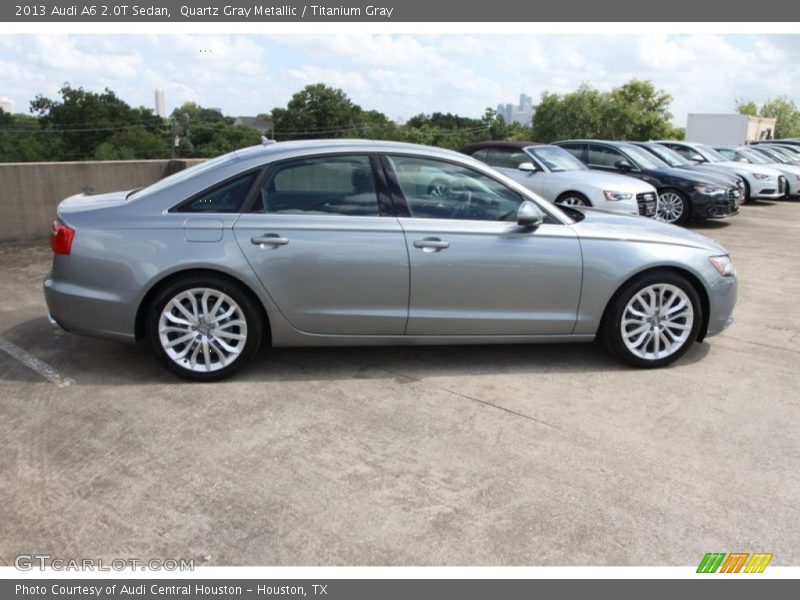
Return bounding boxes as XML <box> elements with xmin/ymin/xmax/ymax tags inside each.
<box><xmin>461</xmin><ymin>139</ymin><xmax>799</xmax><ymax>226</ymax></box>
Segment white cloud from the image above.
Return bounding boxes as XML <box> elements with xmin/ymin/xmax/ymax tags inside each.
<box><xmin>0</xmin><ymin>34</ymin><xmax>798</xmax><ymax>125</ymax></box>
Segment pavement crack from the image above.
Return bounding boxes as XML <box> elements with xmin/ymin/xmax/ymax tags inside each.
<box><xmin>375</xmin><ymin>367</ymin><xmax>558</xmax><ymax>429</ymax></box>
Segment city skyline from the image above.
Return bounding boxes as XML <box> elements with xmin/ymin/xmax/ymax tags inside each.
<box><xmin>0</xmin><ymin>34</ymin><xmax>798</xmax><ymax>125</ymax></box>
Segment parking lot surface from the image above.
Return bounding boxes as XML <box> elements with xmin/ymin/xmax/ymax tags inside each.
<box><xmin>1</xmin><ymin>201</ymin><xmax>798</xmax><ymax>566</ymax></box>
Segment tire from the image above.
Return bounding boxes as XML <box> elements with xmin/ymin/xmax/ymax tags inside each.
<box><xmin>742</xmin><ymin>179</ymin><xmax>752</xmax><ymax>203</ymax></box>
<box><xmin>146</xmin><ymin>274</ymin><xmax>264</xmax><ymax>381</ymax></box>
<box><xmin>657</xmin><ymin>188</ymin><xmax>690</xmax><ymax>225</ymax></box>
<box><xmin>602</xmin><ymin>270</ymin><xmax>702</xmax><ymax>369</ymax></box>
<box><xmin>555</xmin><ymin>192</ymin><xmax>591</xmax><ymax>207</ymax></box>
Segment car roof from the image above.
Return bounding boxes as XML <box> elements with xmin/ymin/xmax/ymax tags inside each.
<box><xmin>460</xmin><ymin>140</ymin><xmax>548</xmax><ymax>153</ymax></box>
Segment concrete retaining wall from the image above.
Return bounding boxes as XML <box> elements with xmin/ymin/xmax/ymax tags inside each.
<box><xmin>0</xmin><ymin>159</ymin><xmax>204</xmax><ymax>242</ymax></box>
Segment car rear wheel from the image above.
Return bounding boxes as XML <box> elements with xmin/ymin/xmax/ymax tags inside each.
<box><xmin>555</xmin><ymin>192</ymin><xmax>590</xmax><ymax>207</ymax></box>
<box><xmin>602</xmin><ymin>271</ymin><xmax>702</xmax><ymax>368</ymax></box>
<box><xmin>657</xmin><ymin>189</ymin><xmax>689</xmax><ymax>225</ymax></box>
<box><xmin>146</xmin><ymin>275</ymin><xmax>263</xmax><ymax>381</ymax></box>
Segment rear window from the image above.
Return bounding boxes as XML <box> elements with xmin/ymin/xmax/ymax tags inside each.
<box><xmin>175</xmin><ymin>171</ymin><xmax>259</xmax><ymax>213</ymax></box>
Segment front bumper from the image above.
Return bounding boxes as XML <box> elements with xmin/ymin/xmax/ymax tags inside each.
<box><xmin>750</xmin><ymin>177</ymin><xmax>785</xmax><ymax>199</ymax></box>
<box><xmin>705</xmin><ymin>273</ymin><xmax>738</xmax><ymax>338</ymax></box>
<box><xmin>689</xmin><ymin>189</ymin><xmax>741</xmax><ymax>220</ymax></box>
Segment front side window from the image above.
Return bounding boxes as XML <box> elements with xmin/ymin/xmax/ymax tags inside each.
<box><xmin>527</xmin><ymin>146</ymin><xmax>587</xmax><ymax>172</ymax></box>
<box><xmin>386</xmin><ymin>155</ymin><xmax>523</xmax><ymax>222</ymax></box>
<box><xmin>259</xmin><ymin>155</ymin><xmax>380</xmax><ymax>216</ymax></box>
<box><xmin>176</xmin><ymin>170</ymin><xmax>259</xmax><ymax>213</ymax></box>
<box><xmin>559</xmin><ymin>144</ymin><xmax>586</xmax><ymax>162</ymax></box>
<box><xmin>486</xmin><ymin>148</ymin><xmax>529</xmax><ymax>169</ymax></box>
<box><xmin>588</xmin><ymin>145</ymin><xmax>625</xmax><ymax>168</ymax></box>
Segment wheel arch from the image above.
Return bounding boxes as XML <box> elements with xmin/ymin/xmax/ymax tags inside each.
<box><xmin>598</xmin><ymin>265</ymin><xmax>711</xmax><ymax>342</ymax></box>
<box><xmin>555</xmin><ymin>190</ymin><xmax>592</xmax><ymax>206</ymax></box>
<box><xmin>134</xmin><ymin>268</ymin><xmax>271</xmax><ymax>343</ymax></box>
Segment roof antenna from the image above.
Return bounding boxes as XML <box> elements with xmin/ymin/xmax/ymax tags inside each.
<box><xmin>261</xmin><ymin>136</ymin><xmax>275</xmax><ymax>145</ymax></box>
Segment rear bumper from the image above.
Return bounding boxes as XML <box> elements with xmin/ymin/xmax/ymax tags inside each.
<box><xmin>43</xmin><ymin>273</ymin><xmax>137</xmax><ymax>343</ymax></box>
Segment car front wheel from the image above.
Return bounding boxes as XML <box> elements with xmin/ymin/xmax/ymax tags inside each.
<box><xmin>657</xmin><ymin>189</ymin><xmax>689</xmax><ymax>225</ymax></box>
<box><xmin>603</xmin><ymin>271</ymin><xmax>702</xmax><ymax>368</ymax></box>
<box><xmin>146</xmin><ymin>275</ymin><xmax>263</xmax><ymax>381</ymax></box>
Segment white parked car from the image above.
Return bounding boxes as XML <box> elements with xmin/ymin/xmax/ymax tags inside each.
<box><xmin>461</xmin><ymin>142</ymin><xmax>658</xmax><ymax>217</ymax></box>
<box><xmin>657</xmin><ymin>141</ymin><xmax>785</xmax><ymax>201</ymax></box>
<box><xmin>715</xmin><ymin>145</ymin><xmax>800</xmax><ymax>198</ymax></box>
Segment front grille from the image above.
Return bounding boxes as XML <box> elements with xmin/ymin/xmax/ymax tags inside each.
<box><xmin>636</xmin><ymin>192</ymin><xmax>657</xmax><ymax>217</ymax></box>
<box><xmin>728</xmin><ymin>189</ymin><xmax>740</xmax><ymax>212</ymax></box>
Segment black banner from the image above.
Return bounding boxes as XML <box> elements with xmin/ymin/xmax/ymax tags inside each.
<box><xmin>4</xmin><ymin>579</ymin><xmax>800</xmax><ymax>600</ymax></box>
<box><xmin>4</xmin><ymin>0</ymin><xmax>799</xmax><ymax>22</ymax></box>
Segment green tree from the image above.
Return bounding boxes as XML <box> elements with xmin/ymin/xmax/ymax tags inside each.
<box><xmin>0</xmin><ymin>114</ymin><xmax>65</xmax><ymax>162</ymax></box>
<box><xmin>736</xmin><ymin>96</ymin><xmax>800</xmax><ymax>138</ymax></box>
<box><xmin>169</xmin><ymin>102</ymin><xmax>261</xmax><ymax>157</ymax></box>
<box><xmin>531</xmin><ymin>80</ymin><xmax>676</xmax><ymax>142</ymax></box>
<box><xmin>93</xmin><ymin>127</ymin><xmax>169</xmax><ymax>160</ymax></box>
<box><xmin>270</xmin><ymin>84</ymin><xmax>366</xmax><ymax>140</ymax></box>
<box><xmin>31</xmin><ymin>83</ymin><xmax>164</xmax><ymax>159</ymax></box>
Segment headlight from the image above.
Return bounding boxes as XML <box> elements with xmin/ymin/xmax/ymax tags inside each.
<box><xmin>709</xmin><ymin>255</ymin><xmax>735</xmax><ymax>277</ymax></box>
<box><xmin>753</xmin><ymin>173</ymin><xmax>772</xmax><ymax>181</ymax></box>
<box><xmin>603</xmin><ymin>191</ymin><xmax>633</xmax><ymax>201</ymax></box>
<box><xmin>694</xmin><ymin>185</ymin><xmax>725</xmax><ymax>196</ymax></box>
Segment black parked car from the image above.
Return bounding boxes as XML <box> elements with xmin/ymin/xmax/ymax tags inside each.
<box><xmin>554</xmin><ymin>140</ymin><xmax>741</xmax><ymax>225</ymax></box>
<box><xmin>629</xmin><ymin>141</ymin><xmax>746</xmax><ymax>194</ymax></box>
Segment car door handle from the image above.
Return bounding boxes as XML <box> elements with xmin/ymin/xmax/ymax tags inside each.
<box><xmin>251</xmin><ymin>233</ymin><xmax>289</xmax><ymax>246</ymax></box>
<box><xmin>413</xmin><ymin>237</ymin><xmax>450</xmax><ymax>251</ymax></box>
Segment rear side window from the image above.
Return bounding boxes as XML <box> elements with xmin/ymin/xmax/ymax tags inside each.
<box><xmin>176</xmin><ymin>171</ymin><xmax>259</xmax><ymax>213</ymax></box>
<box><xmin>259</xmin><ymin>155</ymin><xmax>380</xmax><ymax>217</ymax></box>
<box><xmin>560</xmin><ymin>144</ymin><xmax>585</xmax><ymax>162</ymax></box>
<box><xmin>588</xmin><ymin>145</ymin><xmax>624</xmax><ymax>167</ymax></box>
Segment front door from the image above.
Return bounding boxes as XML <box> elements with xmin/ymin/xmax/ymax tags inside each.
<box><xmin>383</xmin><ymin>155</ymin><xmax>583</xmax><ymax>336</ymax></box>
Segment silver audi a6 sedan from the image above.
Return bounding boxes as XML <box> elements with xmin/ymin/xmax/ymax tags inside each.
<box><xmin>44</xmin><ymin>140</ymin><xmax>738</xmax><ymax>381</ymax></box>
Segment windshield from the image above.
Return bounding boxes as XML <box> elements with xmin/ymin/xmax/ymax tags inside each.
<box><xmin>753</xmin><ymin>147</ymin><xmax>789</xmax><ymax>163</ymax></box>
<box><xmin>622</xmin><ymin>144</ymin><xmax>668</xmax><ymax>169</ymax></box>
<box><xmin>697</xmin><ymin>144</ymin><xmax>730</xmax><ymax>163</ymax></box>
<box><xmin>526</xmin><ymin>146</ymin><xmax>587</xmax><ymax>172</ymax></box>
<box><xmin>739</xmin><ymin>148</ymin><xmax>772</xmax><ymax>165</ymax></box>
<box><xmin>643</xmin><ymin>144</ymin><xmax>690</xmax><ymax>168</ymax></box>
<box><xmin>127</xmin><ymin>152</ymin><xmax>237</xmax><ymax>200</ymax></box>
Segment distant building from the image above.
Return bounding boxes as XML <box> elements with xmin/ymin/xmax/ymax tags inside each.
<box><xmin>0</xmin><ymin>97</ymin><xmax>14</xmax><ymax>114</ymax></box>
<box><xmin>233</xmin><ymin>116</ymin><xmax>274</xmax><ymax>136</ymax></box>
<box><xmin>496</xmin><ymin>93</ymin><xmax>535</xmax><ymax>126</ymax></box>
<box><xmin>154</xmin><ymin>89</ymin><xmax>166</xmax><ymax>118</ymax></box>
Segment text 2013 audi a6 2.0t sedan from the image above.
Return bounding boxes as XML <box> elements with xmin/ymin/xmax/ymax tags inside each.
<box><xmin>44</xmin><ymin>140</ymin><xmax>738</xmax><ymax>381</ymax></box>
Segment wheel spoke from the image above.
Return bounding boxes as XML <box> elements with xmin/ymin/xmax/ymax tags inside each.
<box><xmin>158</xmin><ymin>287</ymin><xmax>249</xmax><ymax>373</ymax></box>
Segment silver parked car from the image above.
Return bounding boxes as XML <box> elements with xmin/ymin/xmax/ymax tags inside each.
<box><xmin>460</xmin><ymin>141</ymin><xmax>658</xmax><ymax>217</ymax></box>
<box><xmin>44</xmin><ymin>140</ymin><xmax>738</xmax><ymax>381</ymax></box>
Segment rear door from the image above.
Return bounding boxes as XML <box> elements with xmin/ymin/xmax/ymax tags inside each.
<box><xmin>234</xmin><ymin>154</ymin><xmax>409</xmax><ymax>335</ymax></box>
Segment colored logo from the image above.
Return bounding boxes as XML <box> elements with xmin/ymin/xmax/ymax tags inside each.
<box><xmin>697</xmin><ymin>552</ymin><xmax>773</xmax><ymax>573</ymax></box>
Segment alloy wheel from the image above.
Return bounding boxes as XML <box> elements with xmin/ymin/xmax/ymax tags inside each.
<box><xmin>620</xmin><ymin>283</ymin><xmax>694</xmax><ymax>361</ymax></box>
<box><xmin>158</xmin><ymin>287</ymin><xmax>248</xmax><ymax>373</ymax></box>
<box><xmin>556</xmin><ymin>195</ymin><xmax>588</xmax><ymax>207</ymax></box>
<box><xmin>657</xmin><ymin>191</ymin><xmax>685</xmax><ymax>223</ymax></box>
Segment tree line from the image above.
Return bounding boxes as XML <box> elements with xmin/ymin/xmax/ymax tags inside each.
<box><xmin>2</xmin><ymin>80</ymin><xmax>794</xmax><ymax>163</ymax></box>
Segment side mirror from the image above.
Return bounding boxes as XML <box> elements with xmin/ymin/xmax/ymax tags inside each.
<box><xmin>517</xmin><ymin>200</ymin><xmax>544</xmax><ymax>228</ymax></box>
<box><xmin>518</xmin><ymin>162</ymin><xmax>537</xmax><ymax>173</ymax></box>
<box><xmin>615</xmin><ymin>159</ymin><xmax>634</xmax><ymax>172</ymax></box>
<box><xmin>690</xmin><ymin>153</ymin><xmax>706</xmax><ymax>163</ymax></box>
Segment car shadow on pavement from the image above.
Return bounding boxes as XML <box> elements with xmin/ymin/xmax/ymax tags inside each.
<box><xmin>1</xmin><ymin>316</ymin><xmax>711</xmax><ymax>387</ymax></box>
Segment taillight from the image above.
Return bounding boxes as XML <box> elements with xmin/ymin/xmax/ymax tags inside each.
<box><xmin>50</xmin><ymin>220</ymin><xmax>75</xmax><ymax>255</ymax></box>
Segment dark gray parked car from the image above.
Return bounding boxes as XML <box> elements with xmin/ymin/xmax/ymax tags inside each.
<box><xmin>45</xmin><ymin>140</ymin><xmax>738</xmax><ymax>380</ymax></box>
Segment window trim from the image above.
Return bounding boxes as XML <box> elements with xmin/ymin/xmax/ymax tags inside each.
<box><xmin>379</xmin><ymin>152</ymin><xmax>565</xmax><ymax>225</ymax></box>
<box><xmin>245</xmin><ymin>152</ymin><xmax>395</xmax><ymax>218</ymax></box>
<box><xmin>169</xmin><ymin>167</ymin><xmax>265</xmax><ymax>214</ymax></box>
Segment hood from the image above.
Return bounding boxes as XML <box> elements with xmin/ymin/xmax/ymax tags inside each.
<box><xmin>681</xmin><ymin>164</ymin><xmax>741</xmax><ymax>187</ymax></box>
<box><xmin>57</xmin><ymin>190</ymin><xmax>132</xmax><ymax>215</ymax></box>
<box><xmin>713</xmin><ymin>161</ymin><xmax>782</xmax><ymax>177</ymax></box>
<box><xmin>571</xmin><ymin>209</ymin><xmax>727</xmax><ymax>254</ymax></box>
<box><xmin>550</xmin><ymin>170</ymin><xmax>656</xmax><ymax>193</ymax></box>
<box><xmin>653</xmin><ymin>166</ymin><xmax>730</xmax><ymax>186</ymax></box>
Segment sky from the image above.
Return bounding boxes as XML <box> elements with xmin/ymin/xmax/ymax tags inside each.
<box><xmin>0</xmin><ymin>34</ymin><xmax>798</xmax><ymax>125</ymax></box>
